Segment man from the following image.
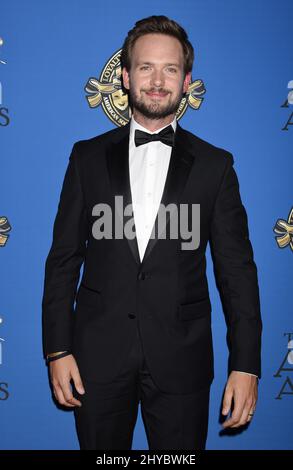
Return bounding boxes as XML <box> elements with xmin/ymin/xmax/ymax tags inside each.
<box><xmin>42</xmin><ymin>16</ymin><xmax>262</xmax><ymax>450</ymax></box>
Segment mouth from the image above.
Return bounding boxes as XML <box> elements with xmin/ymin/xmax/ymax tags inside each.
<box><xmin>145</xmin><ymin>91</ymin><xmax>169</xmax><ymax>99</ymax></box>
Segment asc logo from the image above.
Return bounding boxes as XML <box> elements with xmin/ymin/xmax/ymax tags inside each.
<box><xmin>0</xmin><ymin>316</ymin><xmax>9</xmax><ymax>402</ymax></box>
<box><xmin>84</xmin><ymin>48</ymin><xmax>206</xmax><ymax>127</ymax></box>
<box><xmin>0</xmin><ymin>36</ymin><xmax>10</xmax><ymax>127</ymax></box>
<box><xmin>274</xmin><ymin>333</ymin><xmax>293</xmax><ymax>399</ymax></box>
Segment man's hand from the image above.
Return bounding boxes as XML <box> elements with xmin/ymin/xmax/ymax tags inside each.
<box><xmin>221</xmin><ymin>371</ymin><xmax>258</xmax><ymax>428</ymax></box>
<box><xmin>49</xmin><ymin>354</ymin><xmax>85</xmax><ymax>408</ymax></box>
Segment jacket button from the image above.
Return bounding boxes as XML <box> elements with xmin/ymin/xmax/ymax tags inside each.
<box><xmin>137</xmin><ymin>271</ymin><xmax>149</xmax><ymax>280</ymax></box>
<box><xmin>128</xmin><ymin>313</ymin><xmax>136</xmax><ymax>319</ymax></box>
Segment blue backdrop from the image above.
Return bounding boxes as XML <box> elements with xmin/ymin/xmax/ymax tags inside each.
<box><xmin>0</xmin><ymin>0</ymin><xmax>292</xmax><ymax>450</ymax></box>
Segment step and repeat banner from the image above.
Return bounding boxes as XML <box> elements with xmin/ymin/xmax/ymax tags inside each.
<box><xmin>1</xmin><ymin>0</ymin><xmax>292</xmax><ymax>450</ymax></box>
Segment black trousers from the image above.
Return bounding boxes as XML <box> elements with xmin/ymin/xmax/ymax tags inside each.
<box><xmin>72</xmin><ymin>326</ymin><xmax>210</xmax><ymax>450</ymax></box>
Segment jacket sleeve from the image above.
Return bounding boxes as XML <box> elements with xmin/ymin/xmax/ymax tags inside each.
<box><xmin>209</xmin><ymin>152</ymin><xmax>262</xmax><ymax>378</ymax></box>
<box><xmin>42</xmin><ymin>143</ymin><xmax>88</xmax><ymax>358</ymax></box>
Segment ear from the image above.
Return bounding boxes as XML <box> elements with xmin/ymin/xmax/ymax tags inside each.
<box><xmin>122</xmin><ymin>67</ymin><xmax>130</xmax><ymax>90</ymax></box>
<box><xmin>182</xmin><ymin>72</ymin><xmax>192</xmax><ymax>94</ymax></box>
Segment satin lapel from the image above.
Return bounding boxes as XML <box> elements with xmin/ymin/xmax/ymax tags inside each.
<box><xmin>106</xmin><ymin>122</ymin><xmax>141</xmax><ymax>265</ymax></box>
<box><xmin>106</xmin><ymin>121</ymin><xmax>196</xmax><ymax>267</ymax></box>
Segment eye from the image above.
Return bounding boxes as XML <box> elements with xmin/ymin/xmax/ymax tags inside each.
<box><xmin>140</xmin><ymin>65</ymin><xmax>150</xmax><ymax>70</ymax></box>
<box><xmin>167</xmin><ymin>67</ymin><xmax>177</xmax><ymax>73</ymax></box>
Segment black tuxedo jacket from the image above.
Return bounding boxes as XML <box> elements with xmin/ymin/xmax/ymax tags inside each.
<box><xmin>42</xmin><ymin>121</ymin><xmax>262</xmax><ymax>394</ymax></box>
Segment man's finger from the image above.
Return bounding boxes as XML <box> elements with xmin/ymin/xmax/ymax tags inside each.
<box><xmin>60</xmin><ymin>380</ymin><xmax>82</xmax><ymax>407</ymax></box>
<box><xmin>230</xmin><ymin>402</ymin><xmax>252</xmax><ymax>427</ymax></box>
<box><xmin>71</xmin><ymin>366</ymin><xmax>85</xmax><ymax>396</ymax></box>
<box><xmin>222</xmin><ymin>388</ymin><xmax>233</xmax><ymax>415</ymax></box>
<box><xmin>54</xmin><ymin>384</ymin><xmax>75</xmax><ymax>407</ymax></box>
<box><xmin>222</xmin><ymin>398</ymin><xmax>245</xmax><ymax>428</ymax></box>
<box><xmin>246</xmin><ymin>405</ymin><xmax>256</xmax><ymax>423</ymax></box>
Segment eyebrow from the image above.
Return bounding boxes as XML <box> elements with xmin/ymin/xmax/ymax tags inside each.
<box><xmin>137</xmin><ymin>61</ymin><xmax>180</xmax><ymax>67</ymax></box>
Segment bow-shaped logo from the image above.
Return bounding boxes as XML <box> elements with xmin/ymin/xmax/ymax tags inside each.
<box><xmin>0</xmin><ymin>217</ymin><xmax>12</xmax><ymax>247</ymax></box>
<box><xmin>273</xmin><ymin>207</ymin><xmax>293</xmax><ymax>251</ymax></box>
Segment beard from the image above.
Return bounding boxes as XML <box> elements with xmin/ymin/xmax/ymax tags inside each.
<box><xmin>128</xmin><ymin>87</ymin><xmax>184</xmax><ymax>120</ymax></box>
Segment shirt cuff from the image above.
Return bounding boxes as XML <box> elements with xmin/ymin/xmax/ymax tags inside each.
<box><xmin>232</xmin><ymin>370</ymin><xmax>258</xmax><ymax>378</ymax></box>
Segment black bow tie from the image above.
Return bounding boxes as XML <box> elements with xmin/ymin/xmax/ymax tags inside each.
<box><xmin>134</xmin><ymin>124</ymin><xmax>175</xmax><ymax>148</ymax></box>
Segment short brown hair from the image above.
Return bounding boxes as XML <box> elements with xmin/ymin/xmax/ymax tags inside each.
<box><xmin>120</xmin><ymin>15</ymin><xmax>194</xmax><ymax>75</ymax></box>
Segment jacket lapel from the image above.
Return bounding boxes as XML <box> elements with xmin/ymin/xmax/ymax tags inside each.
<box><xmin>106</xmin><ymin>121</ymin><xmax>196</xmax><ymax>266</ymax></box>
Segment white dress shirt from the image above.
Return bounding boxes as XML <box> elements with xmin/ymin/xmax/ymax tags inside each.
<box><xmin>129</xmin><ymin>115</ymin><xmax>177</xmax><ymax>263</ymax></box>
<box><xmin>128</xmin><ymin>115</ymin><xmax>257</xmax><ymax>380</ymax></box>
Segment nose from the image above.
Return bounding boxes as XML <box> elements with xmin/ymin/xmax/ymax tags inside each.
<box><xmin>150</xmin><ymin>68</ymin><xmax>164</xmax><ymax>87</ymax></box>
